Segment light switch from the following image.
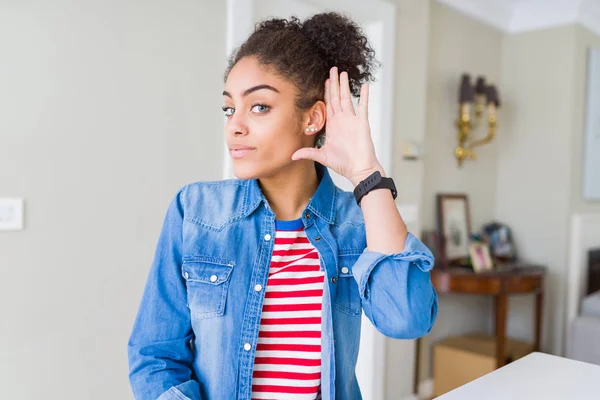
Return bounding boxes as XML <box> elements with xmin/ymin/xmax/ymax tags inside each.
<box><xmin>0</xmin><ymin>198</ymin><xmax>24</xmax><ymax>231</ymax></box>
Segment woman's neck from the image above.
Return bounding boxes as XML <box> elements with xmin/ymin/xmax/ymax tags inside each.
<box><xmin>258</xmin><ymin>161</ymin><xmax>319</xmax><ymax>221</ymax></box>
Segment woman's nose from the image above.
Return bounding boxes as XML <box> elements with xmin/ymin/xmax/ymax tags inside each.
<box><xmin>226</xmin><ymin>113</ymin><xmax>248</xmax><ymax>136</ymax></box>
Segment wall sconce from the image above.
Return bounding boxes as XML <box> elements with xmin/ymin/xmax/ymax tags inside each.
<box><xmin>455</xmin><ymin>74</ymin><xmax>501</xmax><ymax>167</ymax></box>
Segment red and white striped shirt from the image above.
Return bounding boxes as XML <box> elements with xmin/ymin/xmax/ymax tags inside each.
<box><xmin>251</xmin><ymin>218</ymin><xmax>324</xmax><ymax>400</ymax></box>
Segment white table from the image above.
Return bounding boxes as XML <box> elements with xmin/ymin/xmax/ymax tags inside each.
<box><xmin>435</xmin><ymin>352</ymin><xmax>600</xmax><ymax>399</ymax></box>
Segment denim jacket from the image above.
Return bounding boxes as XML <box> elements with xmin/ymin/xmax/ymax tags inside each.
<box><xmin>127</xmin><ymin>163</ymin><xmax>438</xmax><ymax>400</ymax></box>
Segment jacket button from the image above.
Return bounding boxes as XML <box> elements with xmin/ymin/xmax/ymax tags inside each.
<box><xmin>315</xmin><ymin>236</ymin><xmax>321</xmax><ymax>241</ymax></box>
<box><xmin>305</xmin><ymin>212</ymin><xmax>311</xmax><ymax>219</ymax></box>
<box><xmin>254</xmin><ymin>284</ymin><xmax>263</xmax><ymax>292</ymax></box>
<box><xmin>264</xmin><ymin>234</ymin><xmax>272</xmax><ymax>241</ymax></box>
<box><xmin>331</xmin><ymin>277</ymin><xmax>337</xmax><ymax>284</ymax></box>
<box><xmin>209</xmin><ymin>275</ymin><xmax>218</xmax><ymax>283</ymax></box>
<box><xmin>244</xmin><ymin>343</ymin><xmax>252</xmax><ymax>351</ymax></box>
<box><xmin>341</xmin><ymin>267</ymin><xmax>349</xmax><ymax>274</ymax></box>
<box><xmin>184</xmin><ymin>272</ymin><xmax>189</xmax><ymax>279</ymax></box>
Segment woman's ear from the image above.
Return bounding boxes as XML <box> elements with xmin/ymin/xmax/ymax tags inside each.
<box><xmin>303</xmin><ymin>101</ymin><xmax>326</xmax><ymax>136</ymax></box>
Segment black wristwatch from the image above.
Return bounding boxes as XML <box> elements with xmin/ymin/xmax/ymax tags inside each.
<box><xmin>353</xmin><ymin>171</ymin><xmax>397</xmax><ymax>206</ymax></box>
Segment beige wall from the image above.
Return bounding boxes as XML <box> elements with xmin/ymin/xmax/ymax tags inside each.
<box><xmin>418</xmin><ymin>1</ymin><xmax>504</xmax><ymax>381</ymax></box>
<box><xmin>0</xmin><ymin>1</ymin><xmax>226</xmax><ymax>398</ymax></box>
<box><xmin>421</xmin><ymin>2</ymin><xmax>504</xmax><ymax>233</ymax></box>
<box><xmin>496</xmin><ymin>25</ymin><xmax>578</xmax><ymax>357</ymax></box>
<box><xmin>496</xmin><ymin>24</ymin><xmax>600</xmax><ymax>358</ymax></box>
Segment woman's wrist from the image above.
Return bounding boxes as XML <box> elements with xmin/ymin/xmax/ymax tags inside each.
<box><xmin>349</xmin><ymin>163</ymin><xmax>386</xmax><ymax>187</ymax></box>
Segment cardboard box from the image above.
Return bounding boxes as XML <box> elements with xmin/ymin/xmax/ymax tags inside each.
<box><xmin>433</xmin><ymin>333</ymin><xmax>534</xmax><ymax>397</ymax></box>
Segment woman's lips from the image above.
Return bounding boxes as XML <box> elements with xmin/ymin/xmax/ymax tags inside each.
<box><xmin>229</xmin><ymin>148</ymin><xmax>256</xmax><ymax>159</ymax></box>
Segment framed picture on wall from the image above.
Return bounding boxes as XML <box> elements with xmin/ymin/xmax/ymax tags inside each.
<box><xmin>436</xmin><ymin>193</ymin><xmax>471</xmax><ymax>265</ymax></box>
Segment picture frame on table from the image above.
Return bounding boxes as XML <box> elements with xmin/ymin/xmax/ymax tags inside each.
<box><xmin>469</xmin><ymin>242</ymin><xmax>494</xmax><ymax>273</ymax></box>
<box><xmin>436</xmin><ymin>193</ymin><xmax>471</xmax><ymax>266</ymax></box>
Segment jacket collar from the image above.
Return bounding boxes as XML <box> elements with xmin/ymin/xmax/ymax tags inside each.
<box><xmin>242</xmin><ymin>162</ymin><xmax>337</xmax><ymax>224</ymax></box>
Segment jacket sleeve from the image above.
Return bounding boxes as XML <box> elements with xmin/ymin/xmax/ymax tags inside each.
<box><xmin>351</xmin><ymin>232</ymin><xmax>438</xmax><ymax>339</ymax></box>
<box><xmin>127</xmin><ymin>188</ymin><xmax>202</xmax><ymax>400</ymax></box>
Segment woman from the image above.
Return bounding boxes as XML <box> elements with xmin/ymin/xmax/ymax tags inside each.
<box><xmin>128</xmin><ymin>12</ymin><xmax>437</xmax><ymax>400</ymax></box>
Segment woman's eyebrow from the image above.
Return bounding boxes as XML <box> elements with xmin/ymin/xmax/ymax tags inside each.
<box><xmin>222</xmin><ymin>84</ymin><xmax>280</xmax><ymax>98</ymax></box>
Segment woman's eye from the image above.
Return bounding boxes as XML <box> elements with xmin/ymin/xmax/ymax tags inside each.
<box><xmin>222</xmin><ymin>106</ymin><xmax>234</xmax><ymax>117</ymax></box>
<box><xmin>252</xmin><ymin>104</ymin><xmax>270</xmax><ymax>113</ymax></box>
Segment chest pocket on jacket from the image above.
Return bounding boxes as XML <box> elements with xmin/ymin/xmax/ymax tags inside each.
<box><xmin>334</xmin><ymin>253</ymin><xmax>362</xmax><ymax>316</ymax></box>
<box><xmin>182</xmin><ymin>257</ymin><xmax>234</xmax><ymax>319</ymax></box>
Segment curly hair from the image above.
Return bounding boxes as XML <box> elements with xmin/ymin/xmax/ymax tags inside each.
<box><xmin>224</xmin><ymin>12</ymin><xmax>380</xmax><ymax>147</ymax></box>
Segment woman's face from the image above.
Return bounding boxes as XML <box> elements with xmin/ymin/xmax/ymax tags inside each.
<box><xmin>223</xmin><ymin>56</ymin><xmax>317</xmax><ymax>180</ymax></box>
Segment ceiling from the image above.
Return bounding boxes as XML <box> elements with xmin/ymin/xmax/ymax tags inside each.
<box><xmin>436</xmin><ymin>0</ymin><xmax>600</xmax><ymax>36</ymax></box>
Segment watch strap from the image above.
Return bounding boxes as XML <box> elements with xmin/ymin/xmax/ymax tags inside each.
<box><xmin>353</xmin><ymin>171</ymin><xmax>398</xmax><ymax>206</ymax></box>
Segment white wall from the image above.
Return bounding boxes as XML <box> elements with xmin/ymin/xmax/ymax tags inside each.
<box><xmin>0</xmin><ymin>1</ymin><xmax>226</xmax><ymax>398</ymax></box>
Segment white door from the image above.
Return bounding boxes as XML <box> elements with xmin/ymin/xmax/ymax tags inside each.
<box><xmin>225</xmin><ymin>1</ymin><xmax>396</xmax><ymax>399</ymax></box>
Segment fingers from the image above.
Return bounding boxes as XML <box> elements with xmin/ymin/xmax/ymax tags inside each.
<box><xmin>358</xmin><ymin>83</ymin><xmax>369</xmax><ymax>119</ymax></box>
<box><xmin>291</xmin><ymin>147</ymin><xmax>327</xmax><ymax>165</ymax></box>
<box><xmin>329</xmin><ymin>67</ymin><xmax>342</xmax><ymax>114</ymax></box>
<box><xmin>339</xmin><ymin>71</ymin><xmax>355</xmax><ymax>115</ymax></box>
<box><xmin>328</xmin><ymin>67</ymin><xmax>357</xmax><ymax>115</ymax></box>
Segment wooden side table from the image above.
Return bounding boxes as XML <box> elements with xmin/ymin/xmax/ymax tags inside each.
<box><xmin>414</xmin><ymin>264</ymin><xmax>546</xmax><ymax>394</ymax></box>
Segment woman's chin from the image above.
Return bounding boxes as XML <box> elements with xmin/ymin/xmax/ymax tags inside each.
<box><xmin>232</xmin><ymin>163</ymin><xmax>260</xmax><ymax>180</ymax></box>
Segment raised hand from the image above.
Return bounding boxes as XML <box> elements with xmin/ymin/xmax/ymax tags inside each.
<box><xmin>291</xmin><ymin>66</ymin><xmax>383</xmax><ymax>186</ymax></box>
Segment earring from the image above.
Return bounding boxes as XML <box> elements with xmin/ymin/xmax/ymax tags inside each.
<box><xmin>305</xmin><ymin>127</ymin><xmax>310</xmax><ymax>132</ymax></box>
